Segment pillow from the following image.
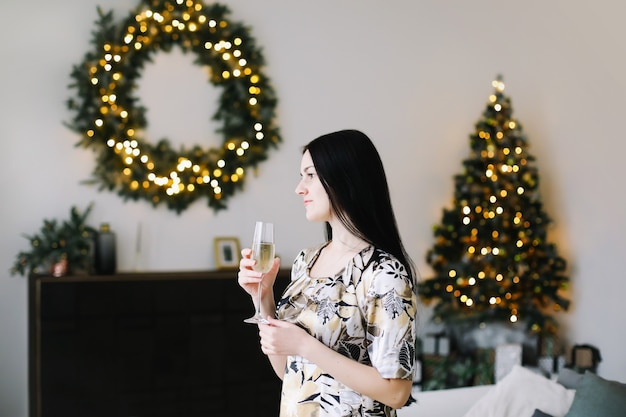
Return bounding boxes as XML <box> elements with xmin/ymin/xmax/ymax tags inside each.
<box><xmin>463</xmin><ymin>365</ymin><xmax>575</xmax><ymax>417</ymax></box>
<box><xmin>564</xmin><ymin>372</ymin><xmax>626</xmax><ymax>417</ymax></box>
<box><xmin>556</xmin><ymin>367</ymin><xmax>584</xmax><ymax>389</ymax></box>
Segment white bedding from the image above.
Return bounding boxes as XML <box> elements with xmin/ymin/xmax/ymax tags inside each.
<box><xmin>398</xmin><ymin>366</ymin><xmax>576</xmax><ymax>417</ymax></box>
<box><xmin>398</xmin><ymin>384</ymin><xmax>492</xmax><ymax>417</ymax></box>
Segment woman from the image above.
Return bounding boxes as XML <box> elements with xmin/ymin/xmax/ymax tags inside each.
<box><xmin>238</xmin><ymin>129</ymin><xmax>418</xmax><ymax>416</ymax></box>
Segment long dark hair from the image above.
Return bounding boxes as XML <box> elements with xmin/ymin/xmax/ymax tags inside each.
<box><xmin>303</xmin><ymin>129</ymin><xmax>416</xmax><ymax>286</ymax></box>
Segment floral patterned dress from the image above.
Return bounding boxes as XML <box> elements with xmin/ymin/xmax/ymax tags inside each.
<box><xmin>275</xmin><ymin>243</ymin><xmax>417</xmax><ymax>417</ymax></box>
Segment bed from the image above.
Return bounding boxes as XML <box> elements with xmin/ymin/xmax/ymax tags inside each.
<box><xmin>398</xmin><ymin>365</ymin><xmax>626</xmax><ymax>417</ymax></box>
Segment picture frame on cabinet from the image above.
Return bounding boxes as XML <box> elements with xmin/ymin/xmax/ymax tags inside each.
<box><xmin>214</xmin><ymin>237</ymin><xmax>241</xmax><ymax>269</ymax></box>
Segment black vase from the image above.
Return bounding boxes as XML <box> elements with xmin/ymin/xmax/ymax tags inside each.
<box><xmin>94</xmin><ymin>223</ymin><xmax>116</xmax><ymax>275</ymax></box>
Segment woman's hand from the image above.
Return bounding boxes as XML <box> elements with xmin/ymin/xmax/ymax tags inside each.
<box><xmin>258</xmin><ymin>317</ymin><xmax>313</xmax><ymax>357</ymax></box>
<box><xmin>237</xmin><ymin>248</ymin><xmax>280</xmax><ymax>307</ymax></box>
<box><xmin>261</xmin><ymin>317</ymin><xmax>412</xmax><ymax>409</ymax></box>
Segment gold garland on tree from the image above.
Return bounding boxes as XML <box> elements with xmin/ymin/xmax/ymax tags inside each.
<box><xmin>67</xmin><ymin>0</ymin><xmax>281</xmax><ymax>213</ymax></box>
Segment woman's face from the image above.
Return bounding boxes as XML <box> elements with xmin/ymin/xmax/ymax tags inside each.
<box><xmin>295</xmin><ymin>150</ymin><xmax>331</xmax><ymax>223</ymax></box>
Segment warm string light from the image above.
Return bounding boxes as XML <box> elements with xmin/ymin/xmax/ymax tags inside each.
<box><xmin>423</xmin><ymin>75</ymin><xmax>565</xmax><ymax>326</ymax></box>
<box><xmin>91</xmin><ymin>4</ymin><xmax>260</xmax><ymax>197</ymax></box>
<box><xmin>68</xmin><ymin>0</ymin><xmax>281</xmax><ymax>212</ymax></box>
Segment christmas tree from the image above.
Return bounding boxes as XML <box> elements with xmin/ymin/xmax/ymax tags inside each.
<box><xmin>419</xmin><ymin>76</ymin><xmax>570</xmax><ymax>334</ymax></box>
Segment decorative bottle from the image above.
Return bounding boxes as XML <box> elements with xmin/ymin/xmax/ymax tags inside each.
<box><xmin>94</xmin><ymin>223</ymin><xmax>116</xmax><ymax>275</ymax></box>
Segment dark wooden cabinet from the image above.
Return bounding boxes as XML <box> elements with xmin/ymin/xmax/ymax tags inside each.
<box><xmin>28</xmin><ymin>270</ymin><xmax>291</xmax><ymax>417</ymax></box>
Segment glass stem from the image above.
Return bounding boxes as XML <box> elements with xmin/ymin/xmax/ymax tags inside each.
<box><xmin>256</xmin><ymin>278</ymin><xmax>263</xmax><ymax>317</ymax></box>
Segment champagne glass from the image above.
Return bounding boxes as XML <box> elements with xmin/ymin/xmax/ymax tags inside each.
<box><xmin>244</xmin><ymin>221</ymin><xmax>275</xmax><ymax>324</ymax></box>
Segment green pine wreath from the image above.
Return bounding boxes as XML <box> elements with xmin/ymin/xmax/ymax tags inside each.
<box><xmin>66</xmin><ymin>0</ymin><xmax>281</xmax><ymax>213</ymax></box>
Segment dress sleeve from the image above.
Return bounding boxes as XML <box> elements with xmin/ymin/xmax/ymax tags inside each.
<box><xmin>362</xmin><ymin>253</ymin><xmax>417</xmax><ymax>380</ymax></box>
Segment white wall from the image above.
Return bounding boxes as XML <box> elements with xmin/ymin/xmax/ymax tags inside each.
<box><xmin>1</xmin><ymin>0</ymin><xmax>625</xmax><ymax>415</ymax></box>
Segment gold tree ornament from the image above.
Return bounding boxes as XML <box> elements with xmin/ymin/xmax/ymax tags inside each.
<box><xmin>66</xmin><ymin>0</ymin><xmax>281</xmax><ymax>213</ymax></box>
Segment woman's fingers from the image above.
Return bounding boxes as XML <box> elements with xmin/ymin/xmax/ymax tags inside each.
<box><xmin>238</xmin><ymin>247</ymin><xmax>263</xmax><ymax>292</ymax></box>
<box><xmin>238</xmin><ymin>268</ymin><xmax>262</xmax><ymax>284</ymax></box>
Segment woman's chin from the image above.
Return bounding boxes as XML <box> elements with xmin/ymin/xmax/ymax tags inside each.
<box><xmin>304</xmin><ymin>211</ymin><xmax>323</xmax><ymax>223</ymax></box>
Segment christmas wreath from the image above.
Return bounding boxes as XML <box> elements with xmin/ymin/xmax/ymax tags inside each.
<box><xmin>66</xmin><ymin>0</ymin><xmax>281</xmax><ymax>213</ymax></box>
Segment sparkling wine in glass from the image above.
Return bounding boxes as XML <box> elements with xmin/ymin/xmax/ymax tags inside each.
<box><xmin>244</xmin><ymin>221</ymin><xmax>275</xmax><ymax>324</ymax></box>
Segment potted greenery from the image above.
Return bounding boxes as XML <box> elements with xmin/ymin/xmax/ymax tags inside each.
<box><xmin>11</xmin><ymin>204</ymin><xmax>97</xmax><ymax>277</ymax></box>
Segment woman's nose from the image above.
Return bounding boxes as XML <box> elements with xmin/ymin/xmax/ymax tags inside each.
<box><xmin>295</xmin><ymin>180</ymin><xmax>306</xmax><ymax>195</ymax></box>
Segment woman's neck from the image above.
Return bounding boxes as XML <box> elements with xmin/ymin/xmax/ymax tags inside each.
<box><xmin>328</xmin><ymin>221</ymin><xmax>368</xmax><ymax>253</ymax></box>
